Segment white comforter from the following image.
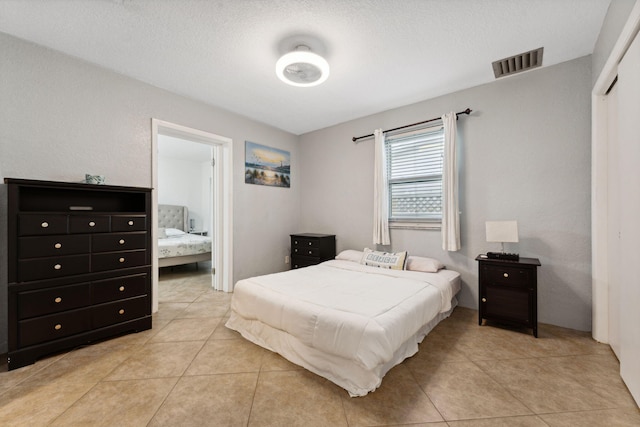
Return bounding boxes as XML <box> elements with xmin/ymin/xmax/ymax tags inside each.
<box><xmin>230</xmin><ymin>259</ymin><xmax>458</xmax><ymax>371</ymax></box>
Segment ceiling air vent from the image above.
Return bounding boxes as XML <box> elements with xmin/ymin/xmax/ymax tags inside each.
<box><xmin>492</xmin><ymin>47</ymin><xmax>544</xmax><ymax>79</ymax></box>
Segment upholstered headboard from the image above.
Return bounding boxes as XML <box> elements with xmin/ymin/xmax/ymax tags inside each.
<box><xmin>158</xmin><ymin>204</ymin><xmax>189</xmax><ymax>231</ymax></box>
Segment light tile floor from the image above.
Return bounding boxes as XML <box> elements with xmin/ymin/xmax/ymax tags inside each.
<box><xmin>1</xmin><ymin>262</ymin><xmax>639</xmax><ymax>426</ymax></box>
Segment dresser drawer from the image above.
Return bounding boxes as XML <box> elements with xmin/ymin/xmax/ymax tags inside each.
<box><xmin>18</xmin><ymin>254</ymin><xmax>91</xmax><ymax>282</ymax></box>
<box><xmin>18</xmin><ymin>282</ymin><xmax>91</xmax><ymax>320</ymax></box>
<box><xmin>92</xmin><ymin>274</ymin><xmax>147</xmax><ymax>304</ymax></box>
<box><xmin>92</xmin><ymin>296</ymin><xmax>148</xmax><ymax>329</ymax></box>
<box><xmin>92</xmin><ymin>250</ymin><xmax>147</xmax><ymax>272</ymax></box>
<box><xmin>69</xmin><ymin>215</ymin><xmax>110</xmax><ymax>234</ymax></box>
<box><xmin>291</xmin><ymin>238</ymin><xmax>318</xmax><ymax>249</ymax></box>
<box><xmin>19</xmin><ymin>214</ymin><xmax>67</xmax><ymax>236</ymax></box>
<box><xmin>291</xmin><ymin>255</ymin><xmax>320</xmax><ymax>269</ymax></box>
<box><xmin>292</xmin><ymin>246</ymin><xmax>319</xmax><ymax>257</ymax></box>
<box><xmin>481</xmin><ymin>265</ymin><xmax>532</xmax><ymax>288</ymax></box>
<box><xmin>19</xmin><ymin>307</ymin><xmax>91</xmax><ymax>347</ymax></box>
<box><xmin>92</xmin><ymin>232</ymin><xmax>147</xmax><ymax>253</ymax></box>
<box><xmin>18</xmin><ymin>234</ymin><xmax>91</xmax><ymax>259</ymax></box>
<box><xmin>111</xmin><ymin>215</ymin><xmax>146</xmax><ymax>232</ymax></box>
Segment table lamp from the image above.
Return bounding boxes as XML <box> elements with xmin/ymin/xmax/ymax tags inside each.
<box><xmin>485</xmin><ymin>220</ymin><xmax>519</xmax><ymax>253</ymax></box>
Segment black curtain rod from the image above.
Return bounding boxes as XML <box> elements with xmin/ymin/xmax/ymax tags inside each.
<box><xmin>351</xmin><ymin>108</ymin><xmax>472</xmax><ymax>142</ymax></box>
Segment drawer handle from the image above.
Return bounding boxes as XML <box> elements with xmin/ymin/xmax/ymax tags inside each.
<box><xmin>119</xmin><ymin>257</ymin><xmax>125</xmax><ymax>263</ymax></box>
<box><xmin>128</xmin><ymin>220</ymin><xmax>134</xmax><ymax>226</ymax></box>
<box><xmin>54</xmin><ymin>264</ymin><xmax>62</xmax><ymax>270</ymax></box>
<box><xmin>482</xmin><ymin>297</ymin><xmax>487</xmax><ymax>302</ymax></box>
<box><xmin>308</xmin><ymin>242</ymin><xmax>312</xmax><ymax>246</ymax></box>
<box><xmin>89</xmin><ymin>221</ymin><xmax>96</xmax><ymax>227</ymax></box>
<box><xmin>119</xmin><ymin>286</ymin><xmax>125</xmax><ymax>292</ymax></box>
<box><xmin>294</xmin><ymin>248</ymin><xmax>298</xmax><ymax>253</ymax></box>
<box><xmin>119</xmin><ymin>309</ymin><xmax>125</xmax><ymax>315</ymax></box>
<box><xmin>54</xmin><ymin>243</ymin><xmax>62</xmax><ymax>249</ymax></box>
<box><xmin>294</xmin><ymin>241</ymin><xmax>298</xmax><ymax>244</ymax></box>
<box><xmin>119</xmin><ymin>239</ymin><xmax>125</xmax><ymax>245</ymax></box>
<box><xmin>54</xmin><ymin>324</ymin><xmax>62</xmax><ymax>330</ymax></box>
<box><xmin>503</xmin><ymin>273</ymin><xmax>509</xmax><ymax>278</ymax></box>
<box><xmin>54</xmin><ymin>297</ymin><xmax>62</xmax><ymax>303</ymax></box>
<box><xmin>41</xmin><ymin>221</ymin><xmax>49</xmax><ymax>228</ymax></box>
<box><xmin>308</xmin><ymin>250</ymin><xmax>312</xmax><ymax>254</ymax></box>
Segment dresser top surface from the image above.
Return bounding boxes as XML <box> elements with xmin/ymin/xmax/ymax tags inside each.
<box><xmin>291</xmin><ymin>233</ymin><xmax>335</xmax><ymax>238</ymax></box>
<box><xmin>476</xmin><ymin>255</ymin><xmax>541</xmax><ymax>267</ymax></box>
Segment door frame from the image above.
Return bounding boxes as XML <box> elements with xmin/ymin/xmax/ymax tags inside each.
<box><xmin>591</xmin><ymin>2</ymin><xmax>640</xmax><ymax>342</ymax></box>
<box><xmin>151</xmin><ymin>119</ymin><xmax>234</xmax><ymax>312</ymax></box>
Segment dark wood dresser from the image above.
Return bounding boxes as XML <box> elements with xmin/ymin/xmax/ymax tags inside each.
<box><xmin>290</xmin><ymin>233</ymin><xmax>336</xmax><ymax>269</ymax></box>
<box><xmin>4</xmin><ymin>178</ymin><xmax>152</xmax><ymax>370</ymax></box>
<box><xmin>476</xmin><ymin>255</ymin><xmax>541</xmax><ymax>337</ymax></box>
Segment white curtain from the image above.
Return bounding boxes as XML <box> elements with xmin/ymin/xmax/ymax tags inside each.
<box><xmin>373</xmin><ymin>129</ymin><xmax>390</xmax><ymax>245</ymax></box>
<box><xmin>441</xmin><ymin>112</ymin><xmax>460</xmax><ymax>251</ymax></box>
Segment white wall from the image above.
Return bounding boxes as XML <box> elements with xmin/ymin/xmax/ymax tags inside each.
<box><xmin>0</xmin><ymin>32</ymin><xmax>301</xmax><ymax>352</ymax></box>
<box><xmin>158</xmin><ymin>155</ymin><xmax>210</xmax><ymax>232</ymax></box>
<box><xmin>299</xmin><ymin>56</ymin><xmax>593</xmax><ymax>331</ymax></box>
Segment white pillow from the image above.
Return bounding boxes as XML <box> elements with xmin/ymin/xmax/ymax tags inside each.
<box><xmin>360</xmin><ymin>248</ymin><xmax>408</xmax><ymax>270</ymax></box>
<box><xmin>158</xmin><ymin>227</ymin><xmax>167</xmax><ymax>239</ymax></box>
<box><xmin>335</xmin><ymin>249</ymin><xmax>364</xmax><ymax>263</ymax></box>
<box><xmin>405</xmin><ymin>255</ymin><xmax>444</xmax><ymax>273</ymax></box>
<box><xmin>165</xmin><ymin>228</ymin><xmax>186</xmax><ymax>237</ymax></box>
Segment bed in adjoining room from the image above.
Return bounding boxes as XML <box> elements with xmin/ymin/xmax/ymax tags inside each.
<box><xmin>157</xmin><ymin>204</ymin><xmax>212</xmax><ymax>268</ymax></box>
<box><xmin>225</xmin><ymin>249</ymin><xmax>461</xmax><ymax>397</ymax></box>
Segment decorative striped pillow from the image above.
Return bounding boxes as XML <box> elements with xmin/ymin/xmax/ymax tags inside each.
<box><xmin>361</xmin><ymin>248</ymin><xmax>408</xmax><ymax>270</ymax></box>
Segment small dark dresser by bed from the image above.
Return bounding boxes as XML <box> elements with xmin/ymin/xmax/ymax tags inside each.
<box><xmin>3</xmin><ymin>178</ymin><xmax>152</xmax><ymax>370</ymax></box>
<box><xmin>290</xmin><ymin>233</ymin><xmax>336</xmax><ymax>269</ymax></box>
<box><xmin>476</xmin><ymin>255</ymin><xmax>541</xmax><ymax>337</ymax></box>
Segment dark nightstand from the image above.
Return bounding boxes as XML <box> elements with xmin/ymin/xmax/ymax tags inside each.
<box><xmin>290</xmin><ymin>233</ymin><xmax>336</xmax><ymax>269</ymax></box>
<box><xmin>476</xmin><ymin>255</ymin><xmax>541</xmax><ymax>337</ymax></box>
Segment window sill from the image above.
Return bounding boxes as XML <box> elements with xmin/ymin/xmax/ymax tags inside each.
<box><xmin>389</xmin><ymin>221</ymin><xmax>441</xmax><ymax>230</ymax></box>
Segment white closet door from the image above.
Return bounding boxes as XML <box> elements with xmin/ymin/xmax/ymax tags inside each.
<box><xmin>607</xmin><ymin>82</ymin><xmax>620</xmax><ymax>358</ymax></box>
<box><xmin>617</xmin><ymin>29</ymin><xmax>640</xmax><ymax>405</ymax></box>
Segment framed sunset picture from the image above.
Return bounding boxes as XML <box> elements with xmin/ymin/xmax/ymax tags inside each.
<box><xmin>245</xmin><ymin>141</ymin><xmax>291</xmax><ymax>188</ymax></box>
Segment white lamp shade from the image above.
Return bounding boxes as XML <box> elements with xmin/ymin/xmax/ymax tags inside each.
<box><xmin>486</xmin><ymin>220</ymin><xmax>519</xmax><ymax>243</ymax></box>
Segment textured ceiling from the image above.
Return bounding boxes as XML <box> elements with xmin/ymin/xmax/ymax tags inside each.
<box><xmin>0</xmin><ymin>0</ymin><xmax>611</xmax><ymax>135</ymax></box>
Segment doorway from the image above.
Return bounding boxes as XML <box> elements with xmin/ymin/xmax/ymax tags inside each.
<box><xmin>151</xmin><ymin>119</ymin><xmax>233</xmax><ymax>313</ymax></box>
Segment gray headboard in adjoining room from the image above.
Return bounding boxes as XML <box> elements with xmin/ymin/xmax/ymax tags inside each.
<box><xmin>158</xmin><ymin>204</ymin><xmax>189</xmax><ymax>231</ymax></box>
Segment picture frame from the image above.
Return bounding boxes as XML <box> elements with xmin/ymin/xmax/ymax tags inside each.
<box><xmin>245</xmin><ymin>141</ymin><xmax>290</xmax><ymax>188</ymax></box>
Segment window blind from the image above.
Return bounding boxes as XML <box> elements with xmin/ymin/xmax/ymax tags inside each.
<box><xmin>386</xmin><ymin>127</ymin><xmax>444</xmax><ymax>221</ymax></box>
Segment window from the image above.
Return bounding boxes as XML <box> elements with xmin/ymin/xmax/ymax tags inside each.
<box><xmin>386</xmin><ymin>126</ymin><xmax>444</xmax><ymax>224</ymax></box>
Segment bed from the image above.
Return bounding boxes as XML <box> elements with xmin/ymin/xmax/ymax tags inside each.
<box><xmin>225</xmin><ymin>250</ymin><xmax>461</xmax><ymax>396</ymax></box>
<box><xmin>157</xmin><ymin>204</ymin><xmax>212</xmax><ymax>268</ymax></box>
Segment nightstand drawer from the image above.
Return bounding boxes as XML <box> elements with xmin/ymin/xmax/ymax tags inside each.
<box><xmin>292</xmin><ymin>238</ymin><xmax>318</xmax><ymax>249</ymax></box>
<box><xmin>292</xmin><ymin>246</ymin><xmax>319</xmax><ymax>257</ymax></box>
<box><xmin>291</xmin><ymin>256</ymin><xmax>319</xmax><ymax>269</ymax></box>
<box><xmin>482</xmin><ymin>264</ymin><xmax>532</xmax><ymax>287</ymax></box>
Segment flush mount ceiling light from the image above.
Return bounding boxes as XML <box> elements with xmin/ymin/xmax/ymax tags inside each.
<box><xmin>276</xmin><ymin>45</ymin><xmax>330</xmax><ymax>87</ymax></box>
